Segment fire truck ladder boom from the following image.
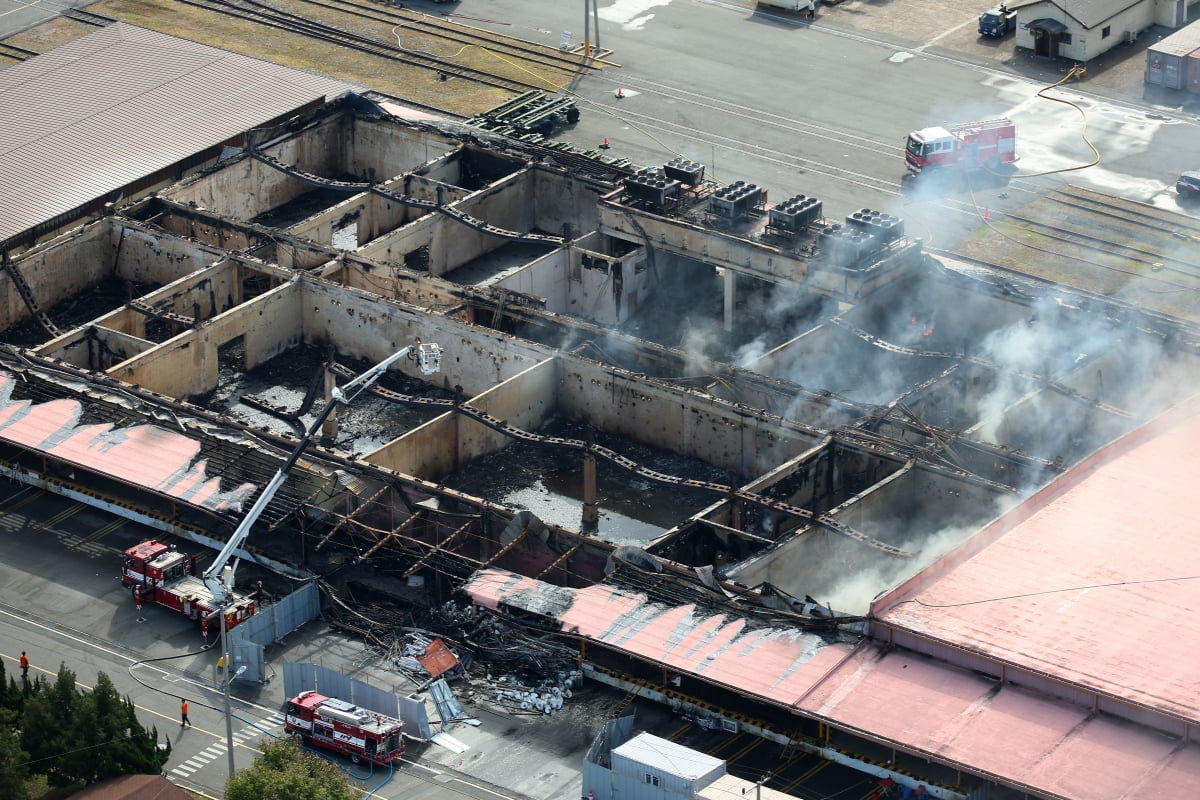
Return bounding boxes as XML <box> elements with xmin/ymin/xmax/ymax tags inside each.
<box><xmin>201</xmin><ymin>341</ymin><xmax>443</xmax><ymax>605</ymax></box>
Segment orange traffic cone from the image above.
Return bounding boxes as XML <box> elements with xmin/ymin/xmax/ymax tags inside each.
<box><xmin>600</xmin><ymin>138</ymin><xmax>610</xmax><ymax>149</ymax></box>
<box><xmin>615</xmin><ymin>88</ymin><xmax>624</xmax><ymax>99</ymax></box>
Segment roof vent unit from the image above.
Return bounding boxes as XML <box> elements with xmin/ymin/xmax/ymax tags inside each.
<box><xmin>769</xmin><ymin>194</ymin><xmax>823</xmax><ymax>232</ymax></box>
<box><xmin>820</xmin><ymin>223</ymin><xmax>876</xmax><ymax>267</ymax></box>
<box><xmin>738</xmin><ymin>183</ymin><xmax>763</xmax><ymax>216</ymax></box>
<box><xmin>708</xmin><ymin>184</ymin><xmax>740</xmax><ymax>218</ymax></box>
<box><xmin>663</xmin><ymin>157</ymin><xmax>705</xmax><ymax>185</ymax></box>
<box><xmin>710</xmin><ymin>181</ymin><xmax>763</xmax><ymax>220</ymax></box>
<box><xmin>625</xmin><ymin>169</ymin><xmax>681</xmax><ymax>207</ymax></box>
<box><xmin>845</xmin><ymin>208</ymin><xmax>904</xmax><ymax>244</ymax></box>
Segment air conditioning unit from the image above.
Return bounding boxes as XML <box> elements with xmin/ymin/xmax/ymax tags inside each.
<box><xmin>1126</xmin><ymin>29</ymin><xmax>1139</xmax><ymax>44</ymax></box>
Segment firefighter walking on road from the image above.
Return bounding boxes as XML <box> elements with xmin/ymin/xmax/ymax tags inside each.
<box><xmin>180</xmin><ymin>698</ymin><xmax>191</xmax><ymax>727</ymax></box>
<box><xmin>20</xmin><ymin>651</ymin><xmax>29</xmax><ymax>680</ymax></box>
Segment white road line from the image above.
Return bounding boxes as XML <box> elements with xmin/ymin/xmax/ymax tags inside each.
<box><xmin>0</xmin><ymin>606</ymin><xmax>278</xmax><ymax>714</ymax></box>
<box><xmin>916</xmin><ymin>16</ymin><xmax>986</xmax><ymax>52</ymax></box>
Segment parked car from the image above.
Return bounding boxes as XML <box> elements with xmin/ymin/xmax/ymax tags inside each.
<box><xmin>1178</xmin><ymin>171</ymin><xmax>1200</xmax><ymax>200</ymax></box>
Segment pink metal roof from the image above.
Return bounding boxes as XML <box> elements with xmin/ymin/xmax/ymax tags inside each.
<box><xmin>796</xmin><ymin>645</ymin><xmax>1200</xmax><ymax>800</ymax></box>
<box><xmin>873</xmin><ymin>398</ymin><xmax>1200</xmax><ymax>721</ymax></box>
<box><xmin>0</xmin><ymin>22</ymin><xmax>357</xmax><ymax>243</ymax></box>
<box><xmin>463</xmin><ymin>569</ymin><xmax>854</xmax><ymax>706</ymax></box>
<box><xmin>0</xmin><ymin>370</ymin><xmax>254</xmax><ymax>512</ymax></box>
<box><xmin>808</xmin><ymin>398</ymin><xmax>1200</xmax><ymax>798</ymax></box>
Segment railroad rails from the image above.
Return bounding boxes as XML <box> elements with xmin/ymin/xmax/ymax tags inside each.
<box><xmin>0</xmin><ymin>41</ymin><xmax>39</xmax><ymax>63</ymax></box>
<box><xmin>154</xmin><ymin>0</ymin><xmax>599</xmax><ymax>97</ymax></box>
<box><xmin>285</xmin><ymin>0</ymin><xmax>609</xmax><ymax>75</ymax></box>
<box><xmin>61</xmin><ymin>8</ymin><xmax>115</xmax><ymax>26</ymax></box>
<box><xmin>1005</xmin><ymin>187</ymin><xmax>1200</xmax><ymax>279</ymax></box>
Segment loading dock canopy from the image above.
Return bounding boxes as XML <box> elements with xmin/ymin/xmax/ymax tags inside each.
<box><xmin>1027</xmin><ymin>18</ymin><xmax>1068</xmax><ymax>34</ymax></box>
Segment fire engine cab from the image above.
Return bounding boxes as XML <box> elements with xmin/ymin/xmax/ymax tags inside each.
<box><xmin>285</xmin><ymin>691</ymin><xmax>404</xmax><ymax>764</ymax></box>
<box><xmin>120</xmin><ymin>540</ymin><xmax>256</xmax><ymax>635</ymax></box>
<box><xmin>905</xmin><ymin>118</ymin><xmax>1016</xmax><ymax>174</ymax></box>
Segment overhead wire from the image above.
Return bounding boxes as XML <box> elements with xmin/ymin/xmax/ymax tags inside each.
<box><xmin>951</xmin><ymin>66</ymin><xmax>1200</xmax><ymax>296</ymax></box>
<box><xmin>900</xmin><ymin>574</ymin><xmax>1200</xmax><ymax>608</ymax></box>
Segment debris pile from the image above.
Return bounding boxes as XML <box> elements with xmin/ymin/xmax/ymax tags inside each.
<box><xmin>487</xmin><ymin>670</ymin><xmax>582</xmax><ymax>715</ymax></box>
<box><xmin>331</xmin><ymin>596</ymin><xmax>583</xmax><ymax>716</ymax></box>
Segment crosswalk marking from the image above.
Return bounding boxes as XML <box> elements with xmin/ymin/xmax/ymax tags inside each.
<box><xmin>167</xmin><ymin>718</ymin><xmax>286</xmax><ymax>780</ymax></box>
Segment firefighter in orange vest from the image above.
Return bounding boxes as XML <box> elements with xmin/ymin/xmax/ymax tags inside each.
<box><xmin>180</xmin><ymin>698</ymin><xmax>191</xmax><ymax>727</ymax></box>
<box><xmin>20</xmin><ymin>651</ymin><xmax>29</xmax><ymax>679</ymax></box>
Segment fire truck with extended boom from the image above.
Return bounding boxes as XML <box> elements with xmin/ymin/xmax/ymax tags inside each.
<box><xmin>285</xmin><ymin>690</ymin><xmax>404</xmax><ymax>764</ymax></box>
<box><xmin>120</xmin><ymin>341</ymin><xmax>443</xmax><ymax>637</ymax></box>
<box><xmin>904</xmin><ymin>118</ymin><xmax>1016</xmax><ymax>175</ymax></box>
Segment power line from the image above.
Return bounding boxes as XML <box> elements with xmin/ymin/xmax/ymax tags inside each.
<box><xmin>906</xmin><ymin>574</ymin><xmax>1200</xmax><ymax>608</ymax></box>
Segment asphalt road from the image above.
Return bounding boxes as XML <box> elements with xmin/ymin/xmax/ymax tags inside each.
<box><xmin>0</xmin><ymin>487</ymin><xmax>552</xmax><ymax>799</ymax></box>
<box><xmin>434</xmin><ymin>0</ymin><xmax>1199</xmax><ymax>252</ymax></box>
<box><xmin>0</xmin><ymin>0</ymin><xmax>90</xmax><ymax>37</ymax></box>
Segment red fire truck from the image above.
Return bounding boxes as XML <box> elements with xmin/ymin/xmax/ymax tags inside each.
<box><xmin>118</xmin><ymin>342</ymin><xmax>443</xmax><ymax>638</ymax></box>
<box><xmin>285</xmin><ymin>691</ymin><xmax>405</xmax><ymax>764</ymax></box>
<box><xmin>904</xmin><ymin>118</ymin><xmax>1016</xmax><ymax>174</ymax></box>
<box><xmin>120</xmin><ymin>539</ymin><xmax>257</xmax><ymax>636</ymax></box>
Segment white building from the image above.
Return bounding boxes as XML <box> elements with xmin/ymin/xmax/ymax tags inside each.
<box><xmin>1012</xmin><ymin>0</ymin><xmax>1200</xmax><ymax>61</ymax></box>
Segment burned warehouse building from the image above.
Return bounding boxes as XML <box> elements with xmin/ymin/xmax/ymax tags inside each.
<box><xmin>2</xmin><ymin>19</ymin><xmax>1200</xmax><ymax>800</ymax></box>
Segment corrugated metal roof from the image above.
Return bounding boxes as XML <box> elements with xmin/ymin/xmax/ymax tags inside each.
<box><xmin>850</xmin><ymin>397</ymin><xmax>1200</xmax><ymax>799</ymax></box>
<box><xmin>0</xmin><ymin>22</ymin><xmax>357</xmax><ymax>243</ymax></box>
<box><xmin>0</xmin><ymin>369</ymin><xmax>255</xmax><ymax>512</ymax></box>
<box><xmin>874</xmin><ymin>396</ymin><xmax>1200</xmax><ymax>722</ymax></box>
<box><xmin>796</xmin><ymin>645</ymin><xmax>1200</xmax><ymax>800</ymax></box>
<box><xmin>463</xmin><ymin>569</ymin><xmax>851</xmax><ymax>707</ymax></box>
<box><xmin>1018</xmin><ymin>0</ymin><xmax>1141</xmax><ymax>28</ymax></box>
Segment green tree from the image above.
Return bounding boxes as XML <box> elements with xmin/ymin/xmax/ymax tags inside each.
<box><xmin>225</xmin><ymin>737</ymin><xmax>357</xmax><ymax>800</ymax></box>
<box><xmin>17</xmin><ymin>666</ymin><xmax>169</xmax><ymax>787</ymax></box>
<box><xmin>0</xmin><ymin>710</ymin><xmax>30</xmax><ymax>800</ymax></box>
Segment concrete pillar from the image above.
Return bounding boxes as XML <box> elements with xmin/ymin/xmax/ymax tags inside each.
<box><xmin>321</xmin><ymin>366</ymin><xmax>339</xmax><ymax>439</ymax></box>
<box><xmin>370</xmin><ymin>191</ymin><xmax>380</xmax><ymax>242</ymax></box>
<box><xmin>723</xmin><ymin>267</ymin><xmax>736</xmax><ymax>332</ymax></box>
<box><xmin>581</xmin><ymin>451</ymin><xmax>599</xmax><ymax>531</ymax></box>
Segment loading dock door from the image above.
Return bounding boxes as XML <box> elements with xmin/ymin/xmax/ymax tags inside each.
<box><xmin>1029</xmin><ymin>19</ymin><xmax>1067</xmax><ymax>59</ymax></box>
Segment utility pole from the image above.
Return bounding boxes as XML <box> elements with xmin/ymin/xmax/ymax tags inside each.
<box><xmin>583</xmin><ymin>0</ymin><xmax>591</xmax><ymax>57</ymax></box>
<box><xmin>208</xmin><ymin>340</ymin><xmax>442</xmax><ymax>779</ymax></box>
<box><xmin>219</xmin><ymin>612</ymin><xmax>246</xmax><ymax>777</ymax></box>
<box><xmin>583</xmin><ymin>0</ymin><xmax>600</xmax><ymax>57</ymax></box>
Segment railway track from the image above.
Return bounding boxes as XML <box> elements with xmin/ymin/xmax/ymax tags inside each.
<box><xmin>0</xmin><ymin>41</ymin><xmax>39</xmax><ymax>62</ymax></box>
<box><xmin>61</xmin><ymin>8</ymin><xmax>115</xmax><ymax>26</ymax></box>
<box><xmin>1004</xmin><ymin>211</ymin><xmax>1200</xmax><ymax>281</ymax></box>
<box><xmin>282</xmin><ymin>0</ymin><xmax>607</xmax><ymax>76</ymax></box>
<box><xmin>1044</xmin><ymin>186</ymin><xmax>1200</xmax><ymax>241</ymax></box>
<box><xmin>167</xmin><ymin>0</ymin><xmax>582</xmax><ymax>95</ymax></box>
